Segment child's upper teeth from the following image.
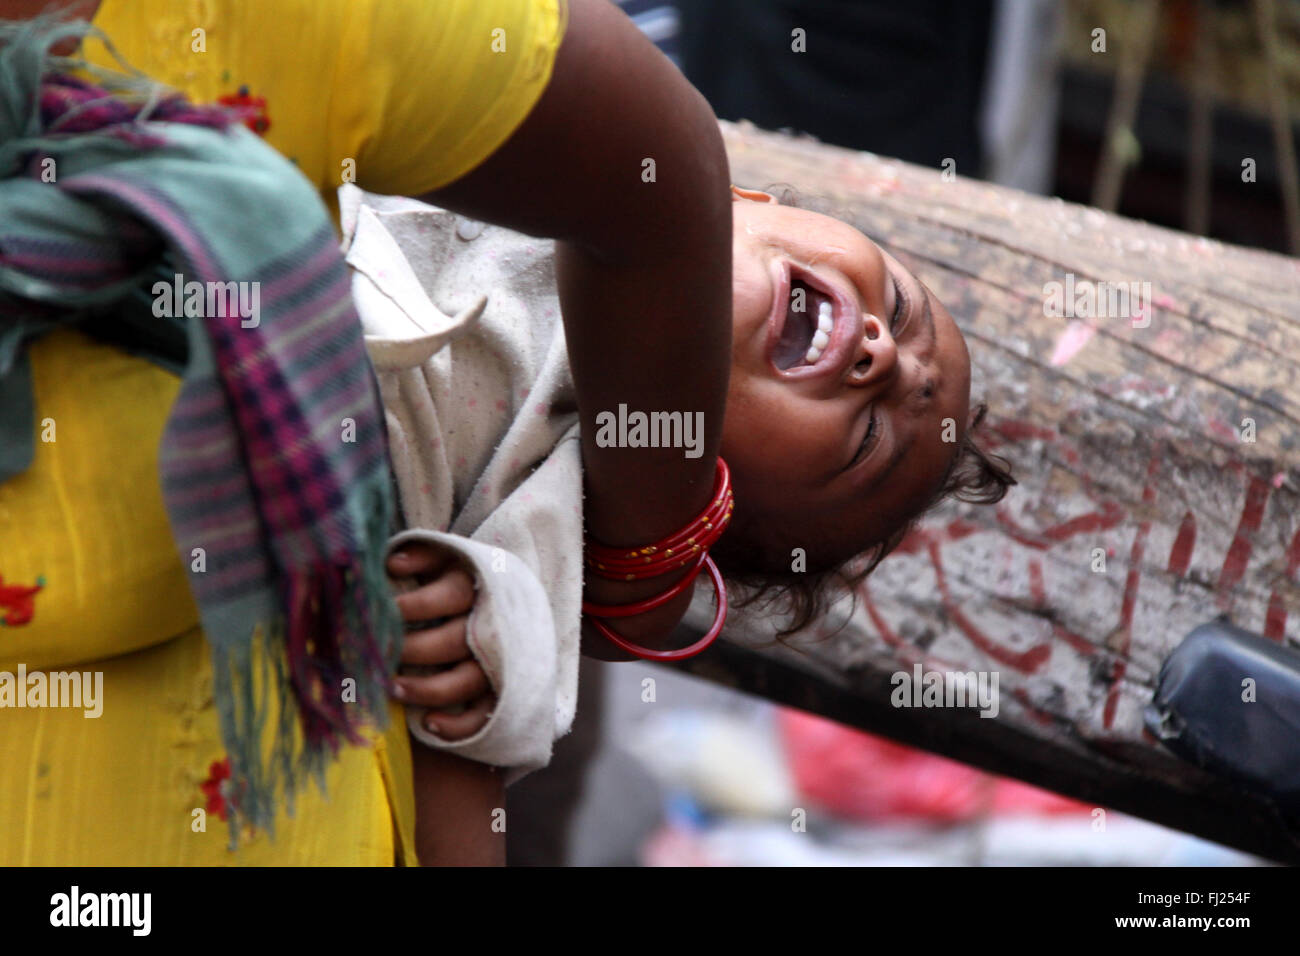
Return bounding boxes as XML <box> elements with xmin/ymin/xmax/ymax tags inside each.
<box><xmin>804</xmin><ymin>300</ymin><xmax>833</xmax><ymax>364</ymax></box>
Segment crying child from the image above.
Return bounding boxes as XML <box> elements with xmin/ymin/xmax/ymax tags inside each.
<box><xmin>346</xmin><ymin>181</ymin><xmax>1012</xmax><ymax>773</ymax></box>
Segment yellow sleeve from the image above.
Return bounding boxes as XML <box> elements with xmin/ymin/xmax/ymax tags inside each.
<box><xmin>339</xmin><ymin>0</ymin><xmax>568</xmax><ymax>197</ymax></box>
<box><xmin>88</xmin><ymin>0</ymin><xmax>567</xmax><ymax>202</ymax></box>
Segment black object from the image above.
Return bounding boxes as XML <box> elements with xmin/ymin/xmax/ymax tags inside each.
<box><xmin>1146</xmin><ymin>619</ymin><xmax>1300</xmax><ymax>813</ymax></box>
<box><xmin>677</xmin><ymin>0</ymin><xmax>993</xmax><ymax>174</ymax></box>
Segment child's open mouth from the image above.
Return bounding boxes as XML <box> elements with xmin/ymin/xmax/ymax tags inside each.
<box><xmin>767</xmin><ymin>261</ymin><xmax>864</xmax><ymax>378</ymax></box>
<box><xmin>772</xmin><ymin>278</ymin><xmax>835</xmax><ymax>369</ymax></box>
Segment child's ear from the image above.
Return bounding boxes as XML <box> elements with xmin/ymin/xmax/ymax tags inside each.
<box><xmin>730</xmin><ymin>185</ymin><xmax>778</xmax><ymax>204</ymax></box>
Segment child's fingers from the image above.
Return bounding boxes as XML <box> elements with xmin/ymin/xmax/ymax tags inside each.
<box><xmin>394</xmin><ymin>659</ymin><xmax>491</xmax><ymax>710</ymax></box>
<box><xmin>386</xmin><ymin>542</ymin><xmax>456</xmax><ymax>580</ymax></box>
<box><xmin>423</xmin><ymin>694</ymin><xmax>495</xmax><ymax>742</ymax></box>
<box><xmin>394</xmin><ymin>568</ymin><xmax>475</xmax><ymax>622</ymax></box>
<box><xmin>400</xmin><ymin>617</ymin><xmax>471</xmax><ymax>666</ymax></box>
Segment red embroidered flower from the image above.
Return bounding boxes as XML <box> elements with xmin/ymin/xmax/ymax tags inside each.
<box><xmin>0</xmin><ymin>574</ymin><xmax>44</xmax><ymax>627</ymax></box>
<box><xmin>200</xmin><ymin>757</ymin><xmax>232</xmax><ymax>821</ymax></box>
<box><xmin>217</xmin><ymin>85</ymin><xmax>271</xmax><ymax>136</ymax></box>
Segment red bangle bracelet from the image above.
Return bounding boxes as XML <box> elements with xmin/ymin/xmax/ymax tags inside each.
<box><xmin>581</xmin><ymin>549</ymin><xmax>709</xmax><ymax>619</ymax></box>
<box><xmin>581</xmin><ymin>457</ymin><xmax>733</xmax><ymax>661</ymax></box>
<box><xmin>585</xmin><ymin>458</ymin><xmax>734</xmax><ymax>582</ymax></box>
<box><xmin>584</xmin><ymin>556</ymin><xmax>727</xmax><ymax>662</ymax></box>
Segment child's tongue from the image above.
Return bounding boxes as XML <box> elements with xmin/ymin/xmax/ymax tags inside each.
<box><xmin>773</xmin><ymin>280</ymin><xmax>818</xmax><ymax>369</ymax></box>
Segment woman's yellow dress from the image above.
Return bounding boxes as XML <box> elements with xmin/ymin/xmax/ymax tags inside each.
<box><xmin>0</xmin><ymin>0</ymin><xmax>566</xmax><ymax>865</ymax></box>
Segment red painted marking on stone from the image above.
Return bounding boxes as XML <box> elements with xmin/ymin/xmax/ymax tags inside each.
<box><xmin>1166</xmin><ymin>510</ymin><xmax>1196</xmax><ymax>577</ymax></box>
<box><xmin>991</xmin><ymin>511</ymin><xmax>1057</xmax><ymax>551</ymax></box>
<box><xmin>1028</xmin><ymin>559</ymin><xmax>1046</xmax><ymax>604</ymax></box>
<box><xmin>860</xmin><ymin>579</ymin><xmax>967</xmax><ymax>671</ymax></box>
<box><xmin>1104</xmin><ymin>453</ymin><xmax>1160</xmax><ymax>729</ymax></box>
<box><xmin>1035</xmin><ymin>561</ymin><xmax>1097</xmax><ymax>656</ymax></box>
<box><xmin>1264</xmin><ymin>594</ymin><xmax>1287</xmax><ymax>642</ymax></box>
<box><xmin>893</xmin><ymin>518</ymin><xmax>983</xmax><ymax>558</ymax></box>
<box><xmin>1118</xmin><ymin>528</ymin><xmax>1148</xmax><ymax>631</ymax></box>
<box><xmin>1101</xmin><ymin>659</ymin><xmax>1128</xmax><ymax>731</ymax></box>
<box><xmin>907</xmin><ymin>513</ymin><xmax>1101</xmax><ymax>661</ymax></box>
<box><xmin>1284</xmin><ymin>525</ymin><xmax>1300</xmax><ymax>578</ymax></box>
<box><xmin>1054</xmin><ymin>623</ymin><xmax>1097</xmax><ymax>657</ymax></box>
<box><xmin>892</xmin><ymin>526</ymin><xmax>929</xmax><ymax>557</ymax></box>
<box><xmin>1011</xmin><ymin>687</ymin><xmax>1056</xmax><ymax>727</ymax></box>
<box><xmin>859</xmin><ymin>588</ymin><xmax>899</xmax><ymax>648</ymax></box>
<box><xmin>994</xmin><ymin>499</ymin><xmax>1126</xmax><ymax>551</ymax></box>
<box><xmin>1206</xmin><ymin>418</ymin><xmax>1240</xmax><ymax>444</ymax></box>
<box><xmin>1263</xmin><ymin>525</ymin><xmax>1300</xmax><ymax>642</ymax></box>
<box><xmin>1215</xmin><ymin>474</ymin><xmax>1271</xmax><ymax>611</ymax></box>
<box><xmin>980</xmin><ymin>416</ymin><xmax>1080</xmax><ymax>467</ymax></box>
<box><xmin>983</xmin><ymin>419</ymin><xmax>1057</xmax><ymax>449</ymax></box>
<box><xmin>859</xmin><ymin>583</ymin><xmax>912</xmax><ymax>658</ymax></box>
<box><xmin>1044</xmin><ymin>502</ymin><xmax>1129</xmax><ymax>542</ymax></box>
<box><xmin>928</xmin><ymin>539</ymin><xmax>1051</xmax><ymax>673</ymax></box>
<box><xmin>1026</xmin><ymin>558</ymin><xmax>1096</xmax><ymax>654</ymax></box>
<box><xmin>944</xmin><ymin>518</ymin><xmax>984</xmax><ymax>542</ymax></box>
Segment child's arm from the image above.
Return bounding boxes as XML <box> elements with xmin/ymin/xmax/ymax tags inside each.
<box><xmin>409</xmin><ymin>745</ymin><xmax>505</xmax><ymax>866</ymax></box>
<box><xmin>424</xmin><ymin>0</ymin><xmax>733</xmax><ymax>656</ymax></box>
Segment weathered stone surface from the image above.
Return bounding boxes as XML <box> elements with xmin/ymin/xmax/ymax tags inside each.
<box><xmin>685</xmin><ymin>120</ymin><xmax>1300</xmax><ymax>862</ymax></box>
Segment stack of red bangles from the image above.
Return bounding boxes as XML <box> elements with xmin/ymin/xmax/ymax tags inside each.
<box><xmin>581</xmin><ymin>457</ymin><xmax>734</xmax><ymax>661</ymax></box>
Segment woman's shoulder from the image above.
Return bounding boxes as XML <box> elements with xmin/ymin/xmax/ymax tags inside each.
<box><xmin>87</xmin><ymin>0</ymin><xmax>566</xmax><ymax>202</ymax></box>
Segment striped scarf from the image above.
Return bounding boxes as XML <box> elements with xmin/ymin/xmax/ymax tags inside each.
<box><xmin>0</xmin><ymin>18</ymin><xmax>402</xmax><ymax>839</ymax></box>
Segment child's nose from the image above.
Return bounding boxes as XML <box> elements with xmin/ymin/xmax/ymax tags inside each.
<box><xmin>844</xmin><ymin>313</ymin><xmax>897</xmax><ymax>387</ymax></box>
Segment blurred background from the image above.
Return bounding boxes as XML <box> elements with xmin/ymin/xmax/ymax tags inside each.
<box><xmin>509</xmin><ymin>661</ymin><xmax>1262</xmax><ymax>865</ymax></box>
<box><xmin>504</xmin><ymin>0</ymin><xmax>1296</xmax><ymax>866</ymax></box>
<box><xmin>627</xmin><ymin>0</ymin><xmax>1298</xmax><ymax>251</ymax></box>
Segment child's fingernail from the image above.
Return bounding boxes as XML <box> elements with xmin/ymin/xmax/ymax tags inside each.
<box><xmin>424</xmin><ymin>717</ymin><xmax>441</xmax><ymax>735</ymax></box>
<box><xmin>391</xmin><ymin>682</ymin><xmax>406</xmax><ymax>700</ymax></box>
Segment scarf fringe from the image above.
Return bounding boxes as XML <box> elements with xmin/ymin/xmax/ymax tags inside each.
<box><xmin>213</xmin><ymin>487</ymin><xmax>401</xmax><ymax>843</ymax></box>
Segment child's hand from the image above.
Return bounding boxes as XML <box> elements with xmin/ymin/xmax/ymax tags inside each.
<box><xmin>386</xmin><ymin>543</ymin><xmax>495</xmax><ymax>741</ymax></box>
